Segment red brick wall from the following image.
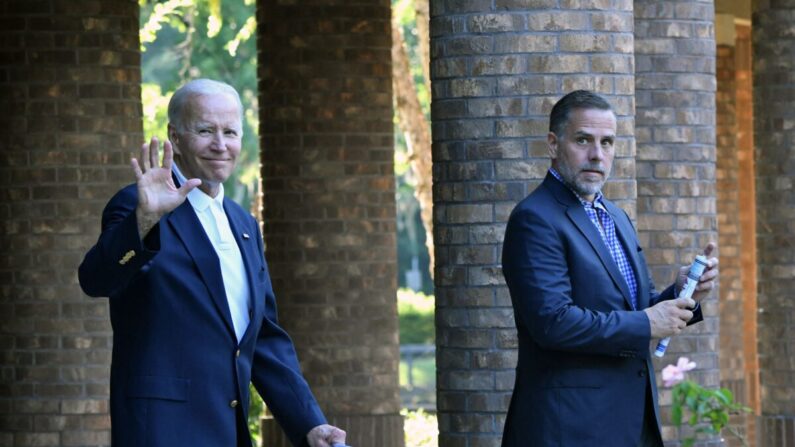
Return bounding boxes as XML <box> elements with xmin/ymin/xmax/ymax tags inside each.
<box><xmin>0</xmin><ymin>1</ymin><xmax>141</xmax><ymax>446</ymax></box>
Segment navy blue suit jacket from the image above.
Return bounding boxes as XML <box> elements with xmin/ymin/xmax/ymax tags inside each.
<box><xmin>500</xmin><ymin>173</ymin><xmax>702</xmax><ymax>447</ymax></box>
<box><xmin>79</xmin><ymin>184</ymin><xmax>325</xmax><ymax>447</ymax></box>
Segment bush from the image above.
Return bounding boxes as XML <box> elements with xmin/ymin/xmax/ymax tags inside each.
<box><xmin>402</xmin><ymin>409</ymin><xmax>438</xmax><ymax>447</ymax></box>
<box><xmin>398</xmin><ymin>288</ymin><xmax>435</xmax><ymax>345</ymax></box>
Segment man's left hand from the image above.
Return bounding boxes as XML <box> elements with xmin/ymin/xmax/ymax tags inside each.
<box><xmin>307</xmin><ymin>424</ymin><xmax>347</xmax><ymax>447</ymax></box>
<box><xmin>675</xmin><ymin>242</ymin><xmax>719</xmax><ymax>302</ymax></box>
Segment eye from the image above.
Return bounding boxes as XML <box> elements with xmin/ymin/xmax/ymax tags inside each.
<box><xmin>576</xmin><ymin>137</ymin><xmax>589</xmax><ymax>145</ymax></box>
<box><xmin>224</xmin><ymin>129</ymin><xmax>239</xmax><ymax>137</ymax></box>
<box><xmin>198</xmin><ymin>128</ymin><xmax>212</xmax><ymax>136</ymax></box>
<box><xmin>601</xmin><ymin>138</ymin><xmax>614</xmax><ymax>148</ymax></box>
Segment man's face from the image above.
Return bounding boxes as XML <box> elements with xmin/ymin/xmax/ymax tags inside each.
<box><xmin>169</xmin><ymin>93</ymin><xmax>242</xmax><ymax>196</ymax></box>
<box><xmin>548</xmin><ymin>108</ymin><xmax>616</xmax><ymax>202</ymax></box>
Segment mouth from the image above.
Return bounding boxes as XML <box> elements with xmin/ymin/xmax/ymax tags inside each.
<box><xmin>580</xmin><ymin>169</ymin><xmax>604</xmax><ymax>177</ymax></box>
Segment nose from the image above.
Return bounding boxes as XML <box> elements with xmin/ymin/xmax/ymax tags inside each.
<box><xmin>209</xmin><ymin>131</ymin><xmax>227</xmax><ymax>151</ymax></box>
<box><xmin>588</xmin><ymin>143</ymin><xmax>605</xmax><ymax>161</ymax></box>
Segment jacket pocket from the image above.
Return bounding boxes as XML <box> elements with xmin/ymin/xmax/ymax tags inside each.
<box><xmin>126</xmin><ymin>375</ymin><xmax>190</xmax><ymax>402</ymax></box>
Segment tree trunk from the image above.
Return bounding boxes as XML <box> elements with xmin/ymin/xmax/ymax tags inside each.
<box><xmin>391</xmin><ymin>18</ymin><xmax>434</xmax><ymax>279</ymax></box>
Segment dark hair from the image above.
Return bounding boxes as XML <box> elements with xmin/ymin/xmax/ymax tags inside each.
<box><xmin>549</xmin><ymin>90</ymin><xmax>613</xmax><ymax>137</ymax></box>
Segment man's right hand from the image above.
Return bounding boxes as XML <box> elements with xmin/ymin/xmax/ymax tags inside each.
<box><xmin>131</xmin><ymin>137</ymin><xmax>201</xmax><ymax>237</ymax></box>
<box><xmin>643</xmin><ymin>297</ymin><xmax>695</xmax><ymax>339</ymax></box>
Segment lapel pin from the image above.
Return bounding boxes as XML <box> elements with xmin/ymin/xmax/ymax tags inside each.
<box><xmin>242</xmin><ymin>233</ymin><xmax>250</xmax><ymax>240</ymax></box>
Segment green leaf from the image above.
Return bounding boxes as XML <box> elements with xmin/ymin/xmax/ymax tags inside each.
<box><xmin>672</xmin><ymin>404</ymin><xmax>682</xmax><ymax>426</ymax></box>
<box><xmin>207</xmin><ymin>0</ymin><xmax>222</xmax><ymax>37</ymax></box>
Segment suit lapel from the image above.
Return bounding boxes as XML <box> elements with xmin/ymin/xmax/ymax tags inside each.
<box><xmin>167</xmin><ymin>201</ymin><xmax>237</xmax><ymax>339</ymax></box>
<box><xmin>606</xmin><ymin>203</ymin><xmax>651</xmax><ymax>310</ymax></box>
<box><xmin>544</xmin><ymin>174</ymin><xmax>635</xmax><ymax>309</ymax></box>
<box><xmin>565</xmin><ymin>206</ymin><xmax>634</xmax><ymax>308</ymax></box>
<box><xmin>223</xmin><ymin>200</ymin><xmax>262</xmax><ymax>342</ymax></box>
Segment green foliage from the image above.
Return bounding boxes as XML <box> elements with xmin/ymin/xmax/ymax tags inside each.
<box><xmin>248</xmin><ymin>383</ymin><xmax>264</xmax><ymax>445</ymax></box>
<box><xmin>398</xmin><ymin>288</ymin><xmax>434</xmax><ymax>344</ymax></box>
<box><xmin>141</xmin><ymin>83</ymin><xmax>171</xmax><ymax>139</ymax></box>
<box><xmin>400</xmin><ymin>356</ymin><xmax>435</xmax><ymax>388</ymax></box>
<box><xmin>671</xmin><ymin>380</ymin><xmax>751</xmax><ymax>447</ymax></box>
<box><xmin>402</xmin><ymin>409</ymin><xmax>438</xmax><ymax>447</ymax></box>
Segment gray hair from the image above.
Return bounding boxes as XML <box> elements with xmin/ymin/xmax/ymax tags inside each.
<box><xmin>167</xmin><ymin>78</ymin><xmax>243</xmax><ymax>129</ymax></box>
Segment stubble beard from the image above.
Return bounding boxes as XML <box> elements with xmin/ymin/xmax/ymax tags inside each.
<box><xmin>556</xmin><ymin>161</ymin><xmax>609</xmax><ymax>199</ymax></box>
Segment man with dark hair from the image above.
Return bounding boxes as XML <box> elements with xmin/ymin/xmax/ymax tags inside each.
<box><xmin>79</xmin><ymin>79</ymin><xmax>346</xmax><ymax>447</ymax></box>
<box><xmin>500</xmin><ymin>90</ymin><xmax>719</xmax><ymax>446</ymax></box>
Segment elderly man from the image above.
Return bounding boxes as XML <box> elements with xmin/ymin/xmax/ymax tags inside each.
<box><xmin>79</xmin><ymin>79</ymin><xmax>346</xmax><ymax>447</ymax></box>
<box><xmin>500</xmin><ymin>90</ymin><xmax>719</xmax><ymax>447</ymax></box>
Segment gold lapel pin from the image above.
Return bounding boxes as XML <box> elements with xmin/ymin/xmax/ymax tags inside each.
<box><xmin>119</xmin><ymin>250</ymin><xmax>136</xmax><ymax>265</ymax></box>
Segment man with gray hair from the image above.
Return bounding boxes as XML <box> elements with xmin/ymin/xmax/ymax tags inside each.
<box><xmin>80</xmin><ymin>79</ymin><xmax>346</xmax><ymax>447</ymax></box>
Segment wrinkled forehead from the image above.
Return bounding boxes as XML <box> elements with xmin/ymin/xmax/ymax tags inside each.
<box><xmin>565</xmin><ymin>108</ymin><xmax>616</xmax><ymax>136</ymax></box>
<box><xmin>182</xmin><ymin>93</ymin><xmax>243</xmax><ymax>127</ymax></box>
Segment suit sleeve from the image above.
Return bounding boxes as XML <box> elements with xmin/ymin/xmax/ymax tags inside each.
<box><xmin>78</xmin><ymin>185</ymin><xmax>160</xmax><ymax>298</ymax></box>
<box><xmin>502</xmin><ymin>207</ymin><xmax>651</xmax><ymax>357</ymax></box>
<box><xmin>249</xmin><ymin>222</ymin><xmax>326</xmax><ymax>447</ymax></box>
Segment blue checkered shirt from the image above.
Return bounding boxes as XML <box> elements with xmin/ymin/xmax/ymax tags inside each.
<box><xmin>549</xmin><ymin>168</ymin><xmax>639</xmax><ymax>309</ymax></box>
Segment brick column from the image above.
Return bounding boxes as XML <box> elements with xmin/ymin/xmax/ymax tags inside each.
<box><xmin>634</xmin><ymin>1</ymin><xmax>720</xmax><ymax>444</ymax></box>
<box><xmin>715</xmin><ymin>15</ymin><xmax>754</xmax><ymax>445</ymax></box>
<box><xmin>734</xmin><ymin>21</ymin><xmax>760</xmax><ymax>431</ymax></box>
<box><xmin>256</xmin><ymin>1</ymin><xmax>403</xmax><ymax>446</ymax></box>
<box><xmin>753</xmin><ymin>2</ymin><xmax>795</xmax><ymax>445</ymax></box>
<box><xmin>430</xmin><ymin>1</ymin><xmax>636</xmax><ymax>444</ymax></box>
<box><xmin>0</xmin><ymin>1</ymin><xmax>141</xmax><ymax>446</ymax></box>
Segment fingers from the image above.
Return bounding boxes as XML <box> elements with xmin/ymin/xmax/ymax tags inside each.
<box><xmin>675</xmin><ymin>297</ymin><xmax>696</xmax><ymax>309</ymax></box>
<box><xmin>131</xmin><ymin>158</ymin><xmax>143</xmax><ymax>181</ymax></box>
<box><xmin>329</xmin><ymin>427</ymin><xmax>347</xmax><ymax>443</ymax></box>
<box><xmin>178</xmin><ymin>178</ymin><xmax>202</xmax><ymax>197</ymax></box>
<box><xmin>702</xmin><ymin>242</ymin><xmax>716</xmax><ymax>258</ymax></box>
<box><xmin>149</xmin><ymin>137</ymin><xmax>160</xmax><ymax>170</ymax></box>
<box><xmin>140</xmin><ymin>140</ymin><xmax>151</xmax><ymax>171</ymax></box>
<box><xmin>162</xmin><ymin>140</ymin><xmax>173</xmax><ymax>171</ymax></box>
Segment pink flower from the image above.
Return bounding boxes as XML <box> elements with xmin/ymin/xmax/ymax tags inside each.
<box><xmin>661</xmin><ymin>357</ymin><xmax>697</xmax><ymax>387</ymax></box>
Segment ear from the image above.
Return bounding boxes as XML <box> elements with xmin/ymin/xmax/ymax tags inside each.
<box><xmin>547</xmin><ymin>132</ymin><xmax>558</xmax><ymax>159</ymax></box>
<box><xmin>167</xmin><ymin>124</ymin><xmax>180</xmax><ymax>155</ymax></box>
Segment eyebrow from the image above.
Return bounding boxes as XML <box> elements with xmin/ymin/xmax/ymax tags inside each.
<box><xmin>572</xmin><ymin>131</ymin><xmax>615</xmax><ymax>141</ymax></box>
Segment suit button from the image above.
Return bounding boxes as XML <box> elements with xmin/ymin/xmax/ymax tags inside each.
<box><xmin>235</xmin><ymin>349</ymin><xmax>241</xmax><ymax>358</ymax></box>
<box><xmin>230</xmin><ymin>400</ymin><xmax>238</xmax><ymax>408</ymax></box>
<box><xmin>638</xmin><ymin>370</ymin><xmax>646</xmax><ymax>378</ymax></box>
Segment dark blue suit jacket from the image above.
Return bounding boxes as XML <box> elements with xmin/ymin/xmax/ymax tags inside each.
<box><xmin>500</xmin><ymin>173</ymin><xmax>702</xmax><ymax>447</ymax></box>
<box><xmin>79</xmin><ymin>184</ymin><xmax>326</xmax><ymax>447</ymax></box>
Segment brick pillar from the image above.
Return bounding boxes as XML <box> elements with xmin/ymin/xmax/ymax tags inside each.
<box><xmin>634</xmin><ymin>1</ymin><xmax>720</xmax><ymax>444</ymax></box>
<box><xmin>753</xmin><ymin>2</ymin><xmax>795</xmax><ymax>445</ymax></box>
<box><xmin>256</xmin><ymin>1</ymin><xmax>403</xmax><ymax>446</ymax></box>
<box><xmin>715</xmin><ymin>15</ymin><xmax>753</xmax><ymax>446</ymax></box>
<box><xmin>734</xmin><ymin>21</ymin><xmax>760</xmax><ymax>435</ymax></box>
<box><xmin>0</xmin><ymin>1</ymin><xmax>141</xmax><ymax>446</ymax></box>
<box><xmin>430</xmin><ymin>1</ymin><xmax>636</xmax><ymax>444</ymax></box>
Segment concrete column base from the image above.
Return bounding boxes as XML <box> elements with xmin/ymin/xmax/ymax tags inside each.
<box><xmin>261</xmin><ymin>413</ymin><xmax>405</xmax><ymax>447</ymax></box>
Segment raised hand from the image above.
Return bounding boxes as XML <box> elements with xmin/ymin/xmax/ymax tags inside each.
<box><xmin>131</xmin><ymin>137</ymin><xmax>201</xmax><ymax>237</ymax></box>
<box><xmin>675</xmin><ymin>243</ymin><xmax>719</xmax><ymax>302</ymax></box>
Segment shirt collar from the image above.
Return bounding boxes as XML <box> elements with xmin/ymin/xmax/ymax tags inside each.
<box><xmin>172</xmin><ymin>163</ymin><xmax>225</xmax><ymax>211</ymax></box>
<box><xmin>548</xmin><ymin>167</ymin><xmax>604</xmax><ymax>208</ymax></box>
